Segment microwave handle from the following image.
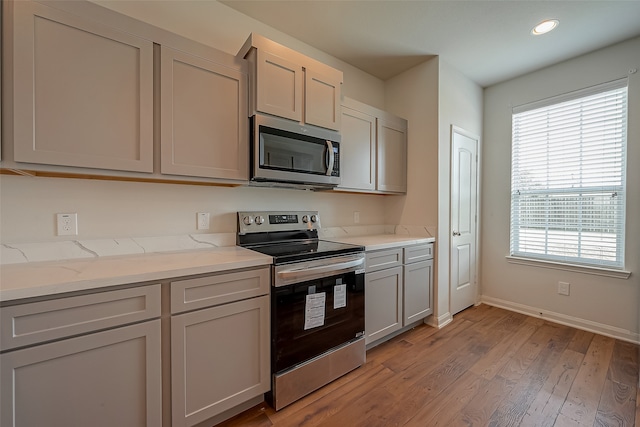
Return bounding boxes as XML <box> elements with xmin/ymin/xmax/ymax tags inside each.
<box><xmin>325</xmin><ymin>140</ymin><xmax>334</xmax><ymax>176</ymax></box>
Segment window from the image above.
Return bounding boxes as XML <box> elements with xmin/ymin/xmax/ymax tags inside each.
<box><xmin>510</xmin><ymin>80</ymin><xmax>628</xmax><ymax>269</ymax></box>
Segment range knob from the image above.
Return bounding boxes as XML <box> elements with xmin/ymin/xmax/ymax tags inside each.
<box><xmin>242</xmin><ymin>216</ymin><xmax>254</xmax><ymax>226</ymax></box>
<box><xmin>310</xmin><ymin>215</ymin><xmax>318</xmax><ymax>223</ymax></box>
<box><xmin>302</xmin><ymin>215</ymin><xmax>309</xmax><ymax>223</ymax></box>
<box><xmin>254</xmin><ymin>215</ymin><xmax>265</xmax><ymax>225</ymax></box>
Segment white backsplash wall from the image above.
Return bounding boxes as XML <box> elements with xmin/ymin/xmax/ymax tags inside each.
<box><xmin>0</xmin><ymin>175</ymin><xmax>387</xmax><ymax>244</ymax></box>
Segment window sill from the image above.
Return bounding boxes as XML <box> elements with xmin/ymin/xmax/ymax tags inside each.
<box><xmin>505</xmin><ymin>256</ymin><xmax>631</xmax><ymax>279</ymax></box>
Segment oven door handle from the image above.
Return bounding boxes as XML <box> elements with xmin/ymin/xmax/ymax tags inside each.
<box><xmin>277</xmin><ymin>258</ymin><xmax>363</xmax><ymax>280</ymax></box>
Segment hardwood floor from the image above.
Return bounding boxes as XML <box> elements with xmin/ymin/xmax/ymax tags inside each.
<box><xmin>216</xmin><ymin>305</ymin><xmax>639</xmax><ymax>427</ymax></box>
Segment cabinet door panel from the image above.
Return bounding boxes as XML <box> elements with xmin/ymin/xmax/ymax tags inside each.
<box><xmin>12</xmin><ymin>1</ymin><xmax>153</xmax><ymax>172</ymax></box>
<box><xmin>403</xmin><ymin>260</ymin><xmax>433</xmax><ymax>324</ymax></box>
<box><xmin>305</xmin><ymin>68</ymin><xmax>341</xmax><ymax>130</ymax></box>
<box><xmin>171</xmin><ymin>296</ymin><xmax>270</xmax><ymax>427</ymax></box>
<box><xmin>1</xmin><ymin>284</ymin><xmax>161</xmax><ymax>350</ymax></box>
<box><xmin>339</xmin><ymin>107</ymin><xmax>376</xmax><ymax>191</ymax></box>
<box><xmin>161</xmin><ymin>46</ymin><xmax>248</xmax><ymax>180</ymax></box>
<box><xmin>365</xmin><ymin>248</ymin><xmax>402</xmax><ymax>273</ymax></box>
<box><xmin>0</xmin><ymin>320</ymin><xmax>162</xmax><ymax>427</ymax></box>
<box><xmin>377</xmin><ymin>118</ymin><xmax>407</xmax><ymax>193</ymax></box>
<box><xmin>365</xmin><ymin>266</ymin><xmax>403</xmax><ymax>345</ymax></box>
<box><xmin>256</xmin><ymin>50</ymin><xmax>302</xmax><ymax>122</ymax></box>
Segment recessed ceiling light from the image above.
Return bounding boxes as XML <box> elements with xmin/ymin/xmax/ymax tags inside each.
<box><xmin>531</xmin><ymin>19</ymin><xmax>559</xmax><ymax>35</ymax></box>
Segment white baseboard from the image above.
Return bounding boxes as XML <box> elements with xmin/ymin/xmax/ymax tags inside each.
<box><xmin>480</xmin><ymin>295</ymin><xmax>640</xmax><ymax>345</ymax></box>
<box><xmin>425</xmin><ymin>312</ymin><xmax>453</xmax><ymax>329</ymax></box>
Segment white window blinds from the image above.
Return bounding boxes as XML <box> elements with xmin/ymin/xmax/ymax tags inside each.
<box><xmin>510</xmin><ymin>79</ymin><xmax>628</xmax><ymax>268</ymax></box>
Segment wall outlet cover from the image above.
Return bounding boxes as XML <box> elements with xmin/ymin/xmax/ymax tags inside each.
<box><xmin>56</xmin><ymin>213</ymin><xmax>78</xmax><ymax>236</ymax></box>
<box><xmin>197</xmin><ymin>212</ymin><xmax>210</xmax><ymax>230</ymax></box>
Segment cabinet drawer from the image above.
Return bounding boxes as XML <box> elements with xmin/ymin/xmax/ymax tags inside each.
<box><xmin>365</xmin><ymin>248</ymin><xmax>402</xmax><ymax>273</ymax></box>
<box><xmin>1</xmin><ymin>284</ymin><xmax>161</xmax><ymax>351</ymax></box>
<box><xmin>170</xmin><ymin>267</ymin><xmax>270</xmax><ymax>314</ymax></box>
<box><xmin>403</xmin><ymin>243</ymin><xmax>434</xmax><ymax>264</ymax></box>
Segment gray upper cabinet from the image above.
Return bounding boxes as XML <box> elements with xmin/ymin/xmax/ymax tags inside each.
<box><xmin>10</xmin><ymin>1</ymin><xmax>154</xmax><ymax>172</ymax></box>
<box><xmin>339</xmin><ymin>106</ymin><xmax>376</xmax><ymax>191</ymax></box>
<box><xmin>160</xmin><ymin>46</ymin><xmax>249</xmax><ymax>181</ymax></box>
<box><xmin>239</xmin><ymin>33</ymin><xmax>342</xmax><ymax>131</ymax></box>
<box><xmin>338</xmin><ymin>97</ymin><xmax>408</xmax><ymax>194</ymax></box>
<box><xmin>377</xmin><ymin>116</ymin><xmax>408</xmax><ymax>193</ymax></box>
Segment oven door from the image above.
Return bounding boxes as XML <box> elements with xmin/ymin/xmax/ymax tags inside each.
<box><xmin>271</xmin><ymin>266</ymin><xmax>364</xmax><ymax>374</ymax></box>
<box><xmin>252</xmin><ymin>114</ymin><xmax>341</xmax><ymax>186</ymax></box>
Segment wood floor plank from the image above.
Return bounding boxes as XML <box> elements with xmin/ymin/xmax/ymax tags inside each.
<box><xmin>469</xmin><ymin>315</ymin><xmax>542</xmax><ymax>380</ymax></box>
<box><xmin>213</xmin><ymin>306</ymin><xmax>638</xmax><ymax>427</ymax></box>
<box><xmin>594</xmin><ymin>378</ymin><xmax>637</xmax><ymax>427</ymax></box>
<box><xmin>403</xmin><ymin>370</ymin><xmax>488</xmax><ymax>426</ymax></box>
<box><xmin>489</xmin><ymin>323</ymin><xmax>577</xmax><ymax>426</ymax></box>
<box><xmin>497</xmin><ymin>322</ymin><xmax>560</xmax><ymax>382</ymax></box>
<box><xmin>607</xmin><ymin>340</ymin><xmax>640</xmax><ymax>387</ymax></box>
<box><xmin>519</xmin><ymin>349</ymin><xmax>584</xmax><ymax>427</ymax></box>
<box><xmin>566</xmin><ymin>329</ymin><xmax>595</xmax><ymax>354</ymax></box>
<box><xmin>448</xmin><ymin>375</ymin><xmax>516</xmax><ymax>426</ymax></box>
<box><xmin>560</xmin><ymin>334</ymin><xmax>616</xmax><ymax>425</ymax></box>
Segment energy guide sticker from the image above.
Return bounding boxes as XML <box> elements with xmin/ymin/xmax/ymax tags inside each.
<box><xmin>304</xmin><ymin>292</ymin><xmax>326</xmax><ymax>330</ymax></box>
<box><xmin>334</xmin><ymin>284</ymin><xmax>347</xmax><ymax>309</ymax></box>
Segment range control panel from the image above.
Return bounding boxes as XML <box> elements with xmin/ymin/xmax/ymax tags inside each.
<box><xmin>238</xmin><ymin>211</ymin><xmax>321</xmax><ymax>234</ymax></box>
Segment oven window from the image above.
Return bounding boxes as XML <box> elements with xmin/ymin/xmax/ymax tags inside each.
<box><xmin>260</xmin><ymin>126</ymin><xmax>328</xmax><ymax>174</ymax></box>
<box><xmin>272</xmin><ymin>271</ymin><xmax>364</xmax><ymax>373</ymax></box>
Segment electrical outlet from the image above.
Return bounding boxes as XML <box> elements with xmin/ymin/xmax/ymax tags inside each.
<box><xmin>56</xmin><ymin>213</ymin><xmax>78</xmax><ymax>236</ymax></box>
<box><xmin>197</xmin><ymin>212</ymin><xmax>210</xmax><ymax>230</ymax></box>
<box><xmin>354</xmin><ymin>211</ymin><xmax>360</xmax><ymax>224</ymax></box>
<box><xmin>558</xmin><ymin>281</ymin><xmax>570</xmax><ymax>296</ymax></box>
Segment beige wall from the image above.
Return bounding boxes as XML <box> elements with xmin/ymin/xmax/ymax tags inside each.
<box><xmin>0</xmin><ymin>176</ymin><xmax>387</xmax><ymax>243</ymax></box>
<box><xmin>382</xmin><ymin>57</ymin><xmax>483</xmax><ymax>324</ymax></box>
<box><xmin>481</xmin><ymin>36</ymin><xmax>640</xmax><ymax>341</ymax></box>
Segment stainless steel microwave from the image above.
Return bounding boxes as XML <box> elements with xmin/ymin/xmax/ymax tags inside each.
<box><xmin>251</xmin><ymin>114</ymin><xmax>341</xmax><ymax>187</ymax></box>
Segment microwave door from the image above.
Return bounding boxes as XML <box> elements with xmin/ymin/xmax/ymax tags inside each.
<box><xmin>252</xmin><ymin>114</ymin><xmax>341</xmax><ymax>186</ymax></box>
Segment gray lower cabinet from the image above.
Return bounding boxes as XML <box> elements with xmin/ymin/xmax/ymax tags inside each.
<box><xmin>365</xmin><ymin>243</ymin><xmax>434</xmax><ymax>346</ymax></box>
<box><xmin>403</xmin><ymin>259</ymin><xmax>433</xmax><ymax>324</ymax></box>
<box><xmin>0</xmin><ymin>286</ymin><xmax>163</xmax><ymax>427</ymax></box>
<box><xmin>365</xmin><ymin>265</ymin><xmax>403</xmax><ymax>345</ymax></box>
<box><xmin>170</xmin><ymin>268</ymin><xmax>270</xmax><ymax>427</ymax></box>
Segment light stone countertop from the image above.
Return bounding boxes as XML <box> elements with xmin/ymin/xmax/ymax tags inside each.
<box><xmin>325</xmin><ymin>234</ymin><xmax>435</xmax><ymax>252</ymax></box>
<box><xmin>0</xmin><ymin>246</ymin><xmax>272</xmax><ymax>302</ymax></box>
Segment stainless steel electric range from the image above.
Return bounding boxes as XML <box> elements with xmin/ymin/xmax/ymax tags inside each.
<box><xmin>237</xmin><ymin>211</ymin><xmax>366</xmax><ymax>410</ymax></box>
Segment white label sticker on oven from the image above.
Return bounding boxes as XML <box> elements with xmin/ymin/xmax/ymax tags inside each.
<box><xmin>304</xmin><ymin>292</ymin><xmax>326</xmax><ymax>330</ymax></box>
<box><xmin>355</xmin><ymin>268</ymin><xmax>365</xmax><ymax>275</ymax></box>
<box><xmin>334</xmin><ymin>284</ymin><xmax>347</xmax><ymax>309</ymax></box>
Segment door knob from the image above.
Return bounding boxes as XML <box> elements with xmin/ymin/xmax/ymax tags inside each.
<box><xmin>453</xmin><ymin>231</ymin><xmax>461</xmax><ymax>236</ymax></box>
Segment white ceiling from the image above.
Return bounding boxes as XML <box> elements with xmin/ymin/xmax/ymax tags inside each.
<box><xmin>221</xmin><ymin>1</ymin><xmax>640</xmax><ymax>87</ymax></box>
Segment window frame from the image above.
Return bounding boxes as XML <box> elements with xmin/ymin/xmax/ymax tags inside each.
<box><xmin>508</xmin><ymin>79</ymin><xmax>629</xmax><ymax>273</ymax></box>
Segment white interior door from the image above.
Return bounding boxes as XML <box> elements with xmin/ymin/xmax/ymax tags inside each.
<box><xmin>450</xmin><ymin>126</ymin><xmax>479</xmax><ymax>315</ymax></box>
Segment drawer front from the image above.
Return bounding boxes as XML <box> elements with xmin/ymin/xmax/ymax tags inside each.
<box><xmin>403</xmin><ymin>243</ymin><xmax>434</xmax><ymax>264</ymax></box>
<box><xmin>1</xmin><ymin>284</ymin><xmax>161</xmax><ymax>351</ymax></box>
<box><xmin>365</xmin><ymin>248</ymin><xmax>402</xmax><ymax>273</ymax></box>
<box><xmin>170</xmin><ymin>267</ymin><xmax>270</xmax><ymax>314</ymax></box>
